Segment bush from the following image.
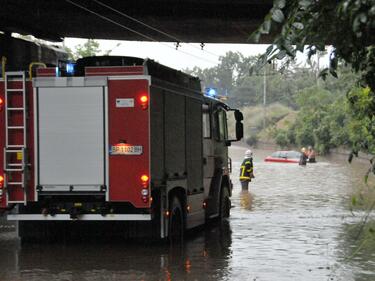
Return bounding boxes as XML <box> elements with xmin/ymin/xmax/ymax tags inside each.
<box><xmin>275</xmin><ymin>130</ymin><xmax>289</xmax><ymax>148</ymax></box>
<box><xmin>246</xmin><ymin>134</ymin><xmax>258</xmax><ymax>146</ymax></box>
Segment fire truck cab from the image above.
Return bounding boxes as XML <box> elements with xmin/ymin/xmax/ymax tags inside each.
<box><xmin>0</xmin><ymin>56</ymin><xmax>243</xmax><ymax>241</ymax></box>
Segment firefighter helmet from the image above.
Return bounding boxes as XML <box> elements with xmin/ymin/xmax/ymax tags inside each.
<box><xmin>245</xmin><ymin>149</ymin><xmax>253</xmax><ymax>158</ymax></box>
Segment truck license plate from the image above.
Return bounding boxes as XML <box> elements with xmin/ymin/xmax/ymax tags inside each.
<box><xmin>110</xmin><ymin>145</ymin><xmax>143</xmax><ymax>155</ymax></box>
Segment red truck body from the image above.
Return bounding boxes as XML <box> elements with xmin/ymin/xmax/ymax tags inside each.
<box><xmin>0</xmin><ymin>56</ymin><xmax>242</xmax><ymax>240</ymax></box>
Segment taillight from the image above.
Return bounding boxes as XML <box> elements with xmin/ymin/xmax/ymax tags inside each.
<box><xmin>0</xmin><ymin>98</ymin><xmax>3</xmax><ymax>111</ymax></box>
<box><xmin>141</xmin><ymin>188</ymin><xmax>149</xmax><ymax>203</ymax></box>
<box><xmin>0</xmin><ymin>175</ymin><xmax>4</xmax><ymax>200</ymax></box>
<box><xmin>140</xmin><ymin>174</ymin><xmax>149</xmax><ymax>203</ymax></box>
<box><xmin>139</xmin><ymin>95</ymin><xmax>148</xmax><ymax>110</ymax></box>
<box><xmin>141</xmin><ymin>174</ymin><xmax>149</xmax><ymax>186</ymax></box>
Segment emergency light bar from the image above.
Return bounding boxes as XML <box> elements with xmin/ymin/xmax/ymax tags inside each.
<box><xmin>205</xmin><ymin>87</ymin><xmax>217</xmax><ymax>98</ymax></box>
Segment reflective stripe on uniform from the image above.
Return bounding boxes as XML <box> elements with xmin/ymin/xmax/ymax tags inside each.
<box><xmin>240</xmin><ymin>158</ymin><xmax>254</xmax><ymax>181</ymax></box>
<box><xmin>240</xmin><ymin>165</ymin><xmax>247</xmax><ymax>178</ymax></box>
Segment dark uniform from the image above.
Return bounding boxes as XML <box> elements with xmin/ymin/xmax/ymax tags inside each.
<box><xmin>239</xmin><ymin>157</ymin><xmax>254</xmax><ymax>190</ymax></box>
<box><xmin>299</xmin><ymin>152</ymin><xmax>308</xmax><ymax>165</ymax></box>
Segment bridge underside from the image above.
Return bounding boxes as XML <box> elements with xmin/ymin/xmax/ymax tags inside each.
<box><xmin>0</xmin><ymin>0</ymin><xmax>273</xmax><ymax>43</ymax></box>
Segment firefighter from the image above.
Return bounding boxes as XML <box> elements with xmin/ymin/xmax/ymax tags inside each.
<box><xmin>299</xmin><ymin>147</ymin><xmax>308</xmax><ymax>165</ymax></box>
<box><xmin>239</xmin><ymin>150</ymin><xmax>254</xmax><ymax>191</ymax></box>
<box><xmin>307</xmin><ymin>146</ymin><xmax>316</xmax><ymax>163</ymax></box>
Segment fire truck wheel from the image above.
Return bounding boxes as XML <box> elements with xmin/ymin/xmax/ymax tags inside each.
<box><xmin>220</xmin><ymin>187</ymin><xmax>231</xmax><ymax>219</ymax></box>
<box><xmin>168</xmin><ymin>196</ymin><xmax>184</xmax><ymax>243</ymax></box>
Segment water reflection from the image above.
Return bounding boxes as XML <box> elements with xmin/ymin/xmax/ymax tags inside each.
<box><xmin>337</xmin><ymin>221</ymin><xmax>375</xmax><ymax>281</ymax></box>
<box><xmin>0</xmin><ymin>222</ymin><xmax>232</xmax><ymax>281</ymax></box>
<box><xmin>239</xmin><ymin>190</ymin><xmax>254</xmax><ymax>211</ymax></box>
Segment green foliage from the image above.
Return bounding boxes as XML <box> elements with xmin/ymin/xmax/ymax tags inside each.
<box><xmin>185</xmin><ymin>51</ymin><xmax>259</xmax><ymax>106</ymax></box>
<box><xmin>187</xmin><ymin>52</ymin><xmax>309</xmax><ymax>109</ymax></box>
<box><xmin>282</xmin><ymin>86</ymin><xmax>355</xmax><ymax>154</ymax></box>
<box><xmin>74</xmin><ymin>39</ymin><xmax>100</xmax><ymax>59</ymax></box>
<box><xmin>63</xmin><ymin>45</ymin><xmax>75</xmax><ymax>60</ymax></box>
<box><xmin>186</xmin><ymin>51</ymin><xmax>362</xmax><ymax>154</ymax></box>
<box><xmin>295</xmin><ymin>86</ymin><xmax>334</xmax><ymax>108</ymax></box>
<box><xmin>63</xmin><ymin>39</ymin><xmax>103</xmax><ymax>60</ymax></box>
<box><xmin>233</xmin><ymin>103</ymin><xmax>294</xmax><ymax>146</ymax></box>
<box><xmin>251</xmin><ymin>0</ymin><xmax>375</xmax><ymax>159</ymax></box>
<box><xmin>252</xmin><ymin>1</ymin><xmax>375</xmax><ymax>85</ymax></box>
<box><xmin>347</xmin><ymin>87</ymin><xmax>375</xmax><ymax>154</ymax></box>
<box><xmin>245</xmin><ymin>134</ymin><xmax>258</xmax><ymax>146</ymax></box>
<box><xmin>275</xmin><ymin>129</ymin><xmax>289</xmax><ymax>148</ymax></box>
<box><xmin>187</xmin><ymin>51</ymin><xmax>358</xmax><ymax>112</ymax></box>
<box><xmin>277</xmin><ymin>84</ymin><xmax>375</xmax><ymax>157</ymax></box>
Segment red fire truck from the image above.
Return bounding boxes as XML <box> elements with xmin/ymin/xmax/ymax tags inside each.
<box><xmin>0</xmin><ymin>56</ymin><xmax>243</xmax><ymax>241</ymax></box>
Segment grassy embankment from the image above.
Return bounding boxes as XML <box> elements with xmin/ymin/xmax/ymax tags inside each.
<box><xmin>230</xmin><ymin>103</ymin><xmax>296</xmax><ymax>147</ymax></box>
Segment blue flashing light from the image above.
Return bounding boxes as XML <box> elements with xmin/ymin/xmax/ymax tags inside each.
<box><xmin>205</xmin><ymin>87</ymin><xmax>217</xmax><ymax>98</ymax></box>
<box><xmin>66</xmin><ymin>63</ymin><xmax>75</xmax><ymax>75</ymax></box>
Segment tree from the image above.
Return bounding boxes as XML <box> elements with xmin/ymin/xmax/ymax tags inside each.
<box><xmin>63</xmin><ymin>39</ymin><xmax>106</xmax><ymax>60</ymax></box>
<box><xmin>75</xmin><ymin>39</ymin><xmax>100</xmax><ymax>59</ymax></box>
<box><xmin>251</xmin><ymin>1</ymin><xmax>374</xmax><ymax>86</ymax></box>
<box><xmin>251</xmin><ymin>0</ymin><xmax>375</xmax><ymax>161</ymax></box>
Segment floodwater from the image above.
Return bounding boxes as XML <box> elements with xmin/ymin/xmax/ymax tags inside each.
<box><xmin>0</xmin><ymin>146</ymin><xmax>374</xmax><ymax>281</ymax></box>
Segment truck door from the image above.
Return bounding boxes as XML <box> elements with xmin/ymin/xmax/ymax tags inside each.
<box><xmin>203</xmin><ymin>104</ymin><xmax>214</xmax><ymax>198</ymax></box>
<box><xmin>203</xmin><ymin>104</ymin><xmax>229</xmax><ymax>217</ymax></box>
<box><xmin>34</xmin><ymin>78</ymin><xmax>107</xmax><ymax>193</ymax></box>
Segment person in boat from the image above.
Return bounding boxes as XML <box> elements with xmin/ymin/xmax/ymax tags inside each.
<box><xmin>307</xmin><ymin>146</ymin><xmax>316</xmax><ymax>163</ymax></box>
<box><xmin>299</xmin><ymin>147</ymin><xmax>308</xmax><ymax>166</ymax></box>
<box><xmin>239</xmin><ymin>150</ymin><xmax>255</xmax><ymax>191</ymax></box>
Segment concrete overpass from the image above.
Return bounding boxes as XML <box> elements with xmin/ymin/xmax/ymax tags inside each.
<box><xmin>0</xmin><ymin>0</ymin><xmax>273</xmax><ymax>43</ymax></box>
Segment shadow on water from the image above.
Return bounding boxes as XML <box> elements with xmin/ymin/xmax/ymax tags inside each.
<box><xmin>0</xmin><ymin>221</ymin><xmax>233</xmax><ymax>281</ymax></box>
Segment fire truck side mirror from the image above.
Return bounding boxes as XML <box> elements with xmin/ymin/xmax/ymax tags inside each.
<box><xmin>234</xmin><ymin>110</ymin><xmax>243</xmax><ymax>121</ymax></box>
<box><xmin>234</xmin><ymin>110</ymin><xmax>244</xmax><ymax>141</ymax></box>
<box><xmin>226</xmin><ymin>109</ymin><xmax>244</xmax><ymax>143</ymax></box>
<box><xmin>235</xmin><ymin>121</ymin><xmax>243</xmax><ymax>141</ymax></box>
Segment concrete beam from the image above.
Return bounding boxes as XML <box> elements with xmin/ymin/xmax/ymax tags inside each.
<box><xmin>0</xmin><ymin>0</ymin><xmax>273</xmax><ymax>43</ymax></box>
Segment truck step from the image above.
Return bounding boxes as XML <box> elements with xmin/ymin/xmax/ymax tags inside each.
<box><xmin>7</xmin><ymin>107</ymin><xmax>25</xmax><ymax>111</ymax></box>
<box><xmin>5</xmin><ymin>149</ymin><xmax>24</xmax><ymax>153</ymax></box>
<box><xmin>6</xmin><ymin>89</ymin><xmax>24</xmax><ymax>92</ymax></box>
<box><xmin>5</xmin><ymin>71</ymin><xmax>25</xmax><ymax>76</ymax></box>
<box><xmin>6</xmin><ymin>182</ymin><xmax>24</xmax><ymax>185</ymax></box>
<box><xmin>5</xmin><ymin>168</ymin><xmax>24</xmax><ymax>172</ymax></box>
<box><xmin>6</xmin><ymin>145</ymin><xmax>25</xmax><ymax>148</ymax></box>
<box><xmin>7</xmin><ymin>163</ymin><xmax>23</xmax><ymax>167</ymax></box>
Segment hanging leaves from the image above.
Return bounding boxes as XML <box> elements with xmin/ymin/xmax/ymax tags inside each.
<box><xmin>251</xmin><ymin>0</ymin><xmax>375</xmax><ymax>93</ymax></box>
<box><xmin>271</xmin><ymin>9</ymin><xmax>285</xmax><ymax>23</ymax></box>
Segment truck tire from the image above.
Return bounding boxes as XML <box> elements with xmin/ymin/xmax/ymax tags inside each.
<box><xmin>220</xmin><ymin>186</ymin><xmax>231</xmax><ymax>220</ymax></box>
<box><xmin>168</xmin><ymin>196</ymin><xmax>184</xmax><ymax>243</ymax></box>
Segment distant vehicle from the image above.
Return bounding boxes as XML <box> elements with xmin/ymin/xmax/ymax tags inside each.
<box><xmin>265</xmin><ymin>151</ymin><xmax>301</xmax><ymax>163</ymax></box>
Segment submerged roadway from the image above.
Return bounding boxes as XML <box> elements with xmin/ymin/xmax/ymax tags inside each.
<box><xmin>0</xmin><ymin>146</ymin><xmax>374</xmax><ymax>281</ymax></box>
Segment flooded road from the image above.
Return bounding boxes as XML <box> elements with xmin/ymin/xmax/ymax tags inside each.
<box><xmin>0</xmin><ymin>146</ymin><xmax>374</xmax><ymax>281</ymax></box>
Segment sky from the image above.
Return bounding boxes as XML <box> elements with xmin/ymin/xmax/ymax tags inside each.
<box><xmin>64</xmin><ymin>38</ymin><xmax>270</xmax><ymax>70</ymax></box>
